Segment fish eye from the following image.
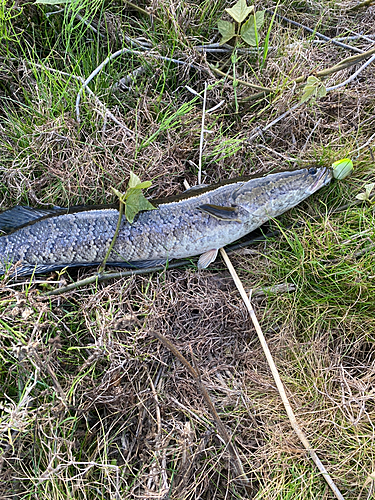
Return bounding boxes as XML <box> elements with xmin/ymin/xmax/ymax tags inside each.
<box><xmin>308</xmin><ymin>167</ymin><xmax>317</xmax><ymax>175</ymax></box>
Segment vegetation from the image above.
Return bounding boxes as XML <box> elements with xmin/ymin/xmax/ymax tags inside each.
<box><xmin>0</xmin><ymin>0</ymin><xmax>375</xmax><ymax>499</ymax></box>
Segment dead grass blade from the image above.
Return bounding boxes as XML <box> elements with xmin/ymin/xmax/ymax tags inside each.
<box><xmin>219</xmin><ymin>247</ymin><xmax>345</xmax><ymax>500</ymax></box>
<box><xmin>150</xmin><ymin>329</ymin><xmax>250</xmax><ymax>486</ymax></box>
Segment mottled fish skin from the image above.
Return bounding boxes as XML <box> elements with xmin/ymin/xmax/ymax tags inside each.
<box><xmin>0</xmin><ymin>167</ymin><xmax>332</xmax><ymax>275</ymax></box>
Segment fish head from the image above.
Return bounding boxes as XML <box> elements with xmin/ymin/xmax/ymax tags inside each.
<box><xmin>233</xmin><ymin>166</ymin><xmax>333</xmax><ymax>216</ymax></box>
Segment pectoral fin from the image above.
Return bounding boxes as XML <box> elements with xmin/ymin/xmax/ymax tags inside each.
<box><xmin>197</xmin><ymin>248</ymin><xmax>218</xmax><ymax>269</ymax></box>
<box><xmin>198</xmin><ymin>204</ymin><xmax>241</xmax><ymax>222</ymax></box>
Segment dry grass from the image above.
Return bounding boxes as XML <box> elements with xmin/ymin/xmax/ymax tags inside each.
<box><xmin>1</xmin><ymin>0</ymin><xmax>375</xmax><ymax>498</ymax></box>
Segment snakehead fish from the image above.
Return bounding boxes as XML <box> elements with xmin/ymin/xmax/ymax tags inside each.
<box><xmin>0</xmin><ymin>167</ymin><xmax>332</xmax><ymax>276</ymax></box>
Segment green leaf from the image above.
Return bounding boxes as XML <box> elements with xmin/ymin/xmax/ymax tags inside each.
<box><xmin>125</xmin><ymin>189</ymin><xmax>156</xmax><ymax>223</ymax></box>
<box><xmin>112</xmin><ymin>172</ymin><xmax>156</xmax><ymax>223</ymax></box>
<box><xmin>300</xmin><ymin>76</ymin><xmax>326</xmax><ymax>103</ymax></box>
<box><xmin>35</xmin><ymin>0</ymin><xmax>70</xmax><ymax>4</ymax></box>
<box><xmin>138</xmin><ymin>195</ymin><xmax>157</xmax><ymax>212</ymax></box>
<box><xmin>240</xmin><ymin>11</ymin><xmax>265</xmax><ymax>46</ymax></box>
<box><xmin>128</xmin><ymin>171</ymin><xmax>142</xmax><ymax>189</ymax></box>
<box><xmin>355</xmin><ymin>192</ymin><xmax>369</xmax><ymax>201</ymax></box>
<box><xmin>365</xmin><ymin>183</ymin><xmax>375</xmax><ymax>196</ymax></box>
<box><xmin>331</xmin><ymin>158</ymin><xmax>353</xmax><ymax>180</ymax></box>
<box><xmin>125</xmin><ymin>189</ymin><xmax>141</xmax><ymax>223</ymax></box>
<box><xmin>218</xmin><ymin>20</ymin><xmax>236</xmax><ymax>45</ymax></box>
<box><xmin>225</xmin><ymin>0</ymin><xmax>254</xmax><ymax>23</ymax></box>
<box><xmin>133</xmin><ymin>180</ymin><xmax>152</xmax><ymax>190</ymax></box>
<box><xmin>357</xmin><ymin>182</ymin><xmax>375</xmax><ymax>202</ymax></box>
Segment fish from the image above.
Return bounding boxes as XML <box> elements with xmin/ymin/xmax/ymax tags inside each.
<box><xmin>0</xmin><ymin>167</ymin><xmax>333</xmax><ymax>276</ymax></box>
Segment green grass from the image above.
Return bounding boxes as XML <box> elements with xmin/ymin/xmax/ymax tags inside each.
<box><xmin>1</xmin><ymin>0</ymin><xmax>375</xmax><ymax>498</ymax></box>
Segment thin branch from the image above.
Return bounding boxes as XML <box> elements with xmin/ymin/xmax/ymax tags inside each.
<box><xmin>150</xmin><ymin>330</ymin><xmax>249</xmax><ymax>484</ymax></box>
<box><xmin>209</xmin><ymin>64</ymin><xmax>273</xmax><ymax>93</ymax></box>
<box><xmin>248</xmin><ymin>48</ymin><xmax>375</xmax><ymax>141</ymax></box>
<box><xmin>266</xmin><ymin>9</ymin><xmax>364</xmax><ymax>53</ymax></box>
<box><xmin>76</xmin><ymin>47</ymin><xmax>207</xmax><ymax>124</ymax></box>
<box><xmin>28</xmin><ymin>61</ymin><xmax>134</xmax><ymax>135</ymax></box>
<box><xmin>301</xmin><ymin>118</ymin><xmax>322</xmax><ymax>153</ymax></box>
<box><xmin>326</xmin><ymin>53</ymin><xmax>375</xmax><ymax>91</ymax></box>
<box><xmin>219</xmin><ymin>248</ymin><xmax>345</xmax><ymax>500</ymax></box>
<box><xmin>348</xmin><ymin>130</ymin><xmax>375</xmax><ymax>156</ymax></box>
<box><xmin>242</xmin><ymin>45</ymin><xmax>375</xmax><ymax>102</ymax></box>
<box><xmin>196</xmin><ymin>43</ymin><xmax>258</xmax><ymax>54</ymax></box>
<box><xmin>248</xmin><ymin>102</ymin><xmax>302</xmax><ymax>142</ymax></box>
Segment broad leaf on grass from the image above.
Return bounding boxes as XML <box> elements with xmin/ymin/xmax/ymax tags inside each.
<box><xmin>112</xmin><ymin>172</ymin><xmax>156</xmax><ymax>224</ymax></box>
<box><xmin>128</xmin><ymin>171</ymin><xmax>152</xmax><ymax>190</ymax></box>
<box><xmin>331</xmin><ymin>158</ymin><xmax>353</xmax><ymax>180</ymax></box>
<box><xmin>218</xmin><ymin>20</ymin><xmax>236</xmax><ymax>44</ymax></box>
<box><xmin>356</xmin><ymin>183</ymin><xmax>375</xmax><ymax>202</ymax></box>
<box><xmin>301</xmin><ymin>76</ymin><xmax>327</xmax><ymax>103</ymax></box>
<box><xmin>240</xmin><ymin>11</ymin><xmax>265</xmax><ymax>46</ymax></box>
<box><xmin>226</xmin><ymin>0</ymin><xmax>254</xmax><ymax>23</ymax></box>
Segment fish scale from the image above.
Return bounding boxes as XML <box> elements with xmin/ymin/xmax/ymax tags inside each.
<box><xmin>0</xmin><ymin>167</ymin><xmax>333</xmax><ymax>276</ymax></box>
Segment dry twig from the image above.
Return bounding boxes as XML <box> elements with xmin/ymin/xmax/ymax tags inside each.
<box><xmin>150</xmin><ymin>330</ymin><xmax>250</xmax><ymax>485</ymax></box>
<box><xmin>266</xmin><ymin>9</ymin><xmax>364</xmax><ymax>53</ymax></box>
<box><xmin>219</xmin><ymin>248</ymin><xmax>345</xmax><ymax>500</ymax></box>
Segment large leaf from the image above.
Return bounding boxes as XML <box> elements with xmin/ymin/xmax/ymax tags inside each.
<box><xmin>240</xmin><ymin>11</ymin><xmax>265</xmax><ymax>46</ymax></box>
<box><xmin>225</xmin><ymin>0</ymin><xmax>254</xmax><ymax>23</ymax></box>
<box><xmin>218</xmin><ymin>20</ymin><xmax>235</xmax><ymax>45</ymax></box>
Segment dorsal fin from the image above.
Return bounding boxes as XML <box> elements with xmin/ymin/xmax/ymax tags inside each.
<box><xmin>0</xmin><ymin>203</ymin><xmax>120</xmax><ymax>235</ymax></box>
<box><xmin>0</xmin><ymin>206</ymin><xmax>66</xmax><ymax>234</ymax></box>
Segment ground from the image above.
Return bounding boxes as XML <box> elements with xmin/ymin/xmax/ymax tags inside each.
<box><xmin>0</xmin><ymin>0</ymin><xmax>375</xmax><ymax>499</ymax></box>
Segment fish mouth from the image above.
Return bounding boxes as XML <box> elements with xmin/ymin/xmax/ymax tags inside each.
<box><xmin>306</xmin><ymin>167</ymin><xmax>332</xmax><ymax>194</ymax></box>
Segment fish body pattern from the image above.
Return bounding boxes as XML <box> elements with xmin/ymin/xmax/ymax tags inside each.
<box><xmin>0</xmin><ymin>167</ymin><xmax>332</xmax><ymax>275</ymax></box>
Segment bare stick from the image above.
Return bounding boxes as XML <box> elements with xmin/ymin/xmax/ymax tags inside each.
<box><xmin>266</xmin><ymin>9</ymin><xmax>364</xmax><ymax>53</ymax></box>
<box><xmin>326</xmin><ymin>53</ymin><xmax>375</xmax><ymax>91</ymax></box>
<box><xmin>198</xmin><ymin>82</ymin><xmax>207</xmax><ymax>185</ymax></box>
<box><xmin>301</xmin><ymin>118</ymin><xmax>322</xmax><ymax>153</ymax></box>
<box><xmin>348</xmin><ymin>130</ymin><xmax>375</xmax><ymax>156</ymax></box>
<box><xmin>248</xmin><ymin>48</ymin><xmax>375</xmax><ymax>141</ymax></box>
<box><xmin>76</xmin><ymin>48</ymin><xmax>207</xmax><ymax>124</ymax></box>
<box><xmin>151</xmin><ymin>330</ymin><xmax>249</xmax><ymax>484</ymax></box>
<box><xmin>248</xmin><ymin>102</ymin><xmax>302</xmax><ymax>142</ymax></box>
<box><xmin>219</xmin><ymin>248</ymin><xmax>345</xmax><ymax>500</ymax></box>
<box><xmin>209</xmin><ymin>65</ymin><xmax>273</xmax><ymax>93</ymax></box>
<box><xmin>242</xmin><ymin>45</ymin><xmax>375</xmax><ymax>102</ymax></box>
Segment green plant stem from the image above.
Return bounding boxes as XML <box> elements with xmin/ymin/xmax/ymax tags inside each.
<box><xmin>294</xmin><ymin>45</ymin><xmax>375</xmax><ymax>83</ymax></box>
<box><xmin>97</xmin><ymin>200</ymin><xmax>124</xmax><ymax>274</ymax></box>
<box><xmin>209</xmin><ymin>64</ymin><xmax>273</xmax><ymax>92</ymax></box>
<box><xmin>232</xmin><ymin>48</ymin><xmax>239</xmax><ymax>113</ymax></box>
